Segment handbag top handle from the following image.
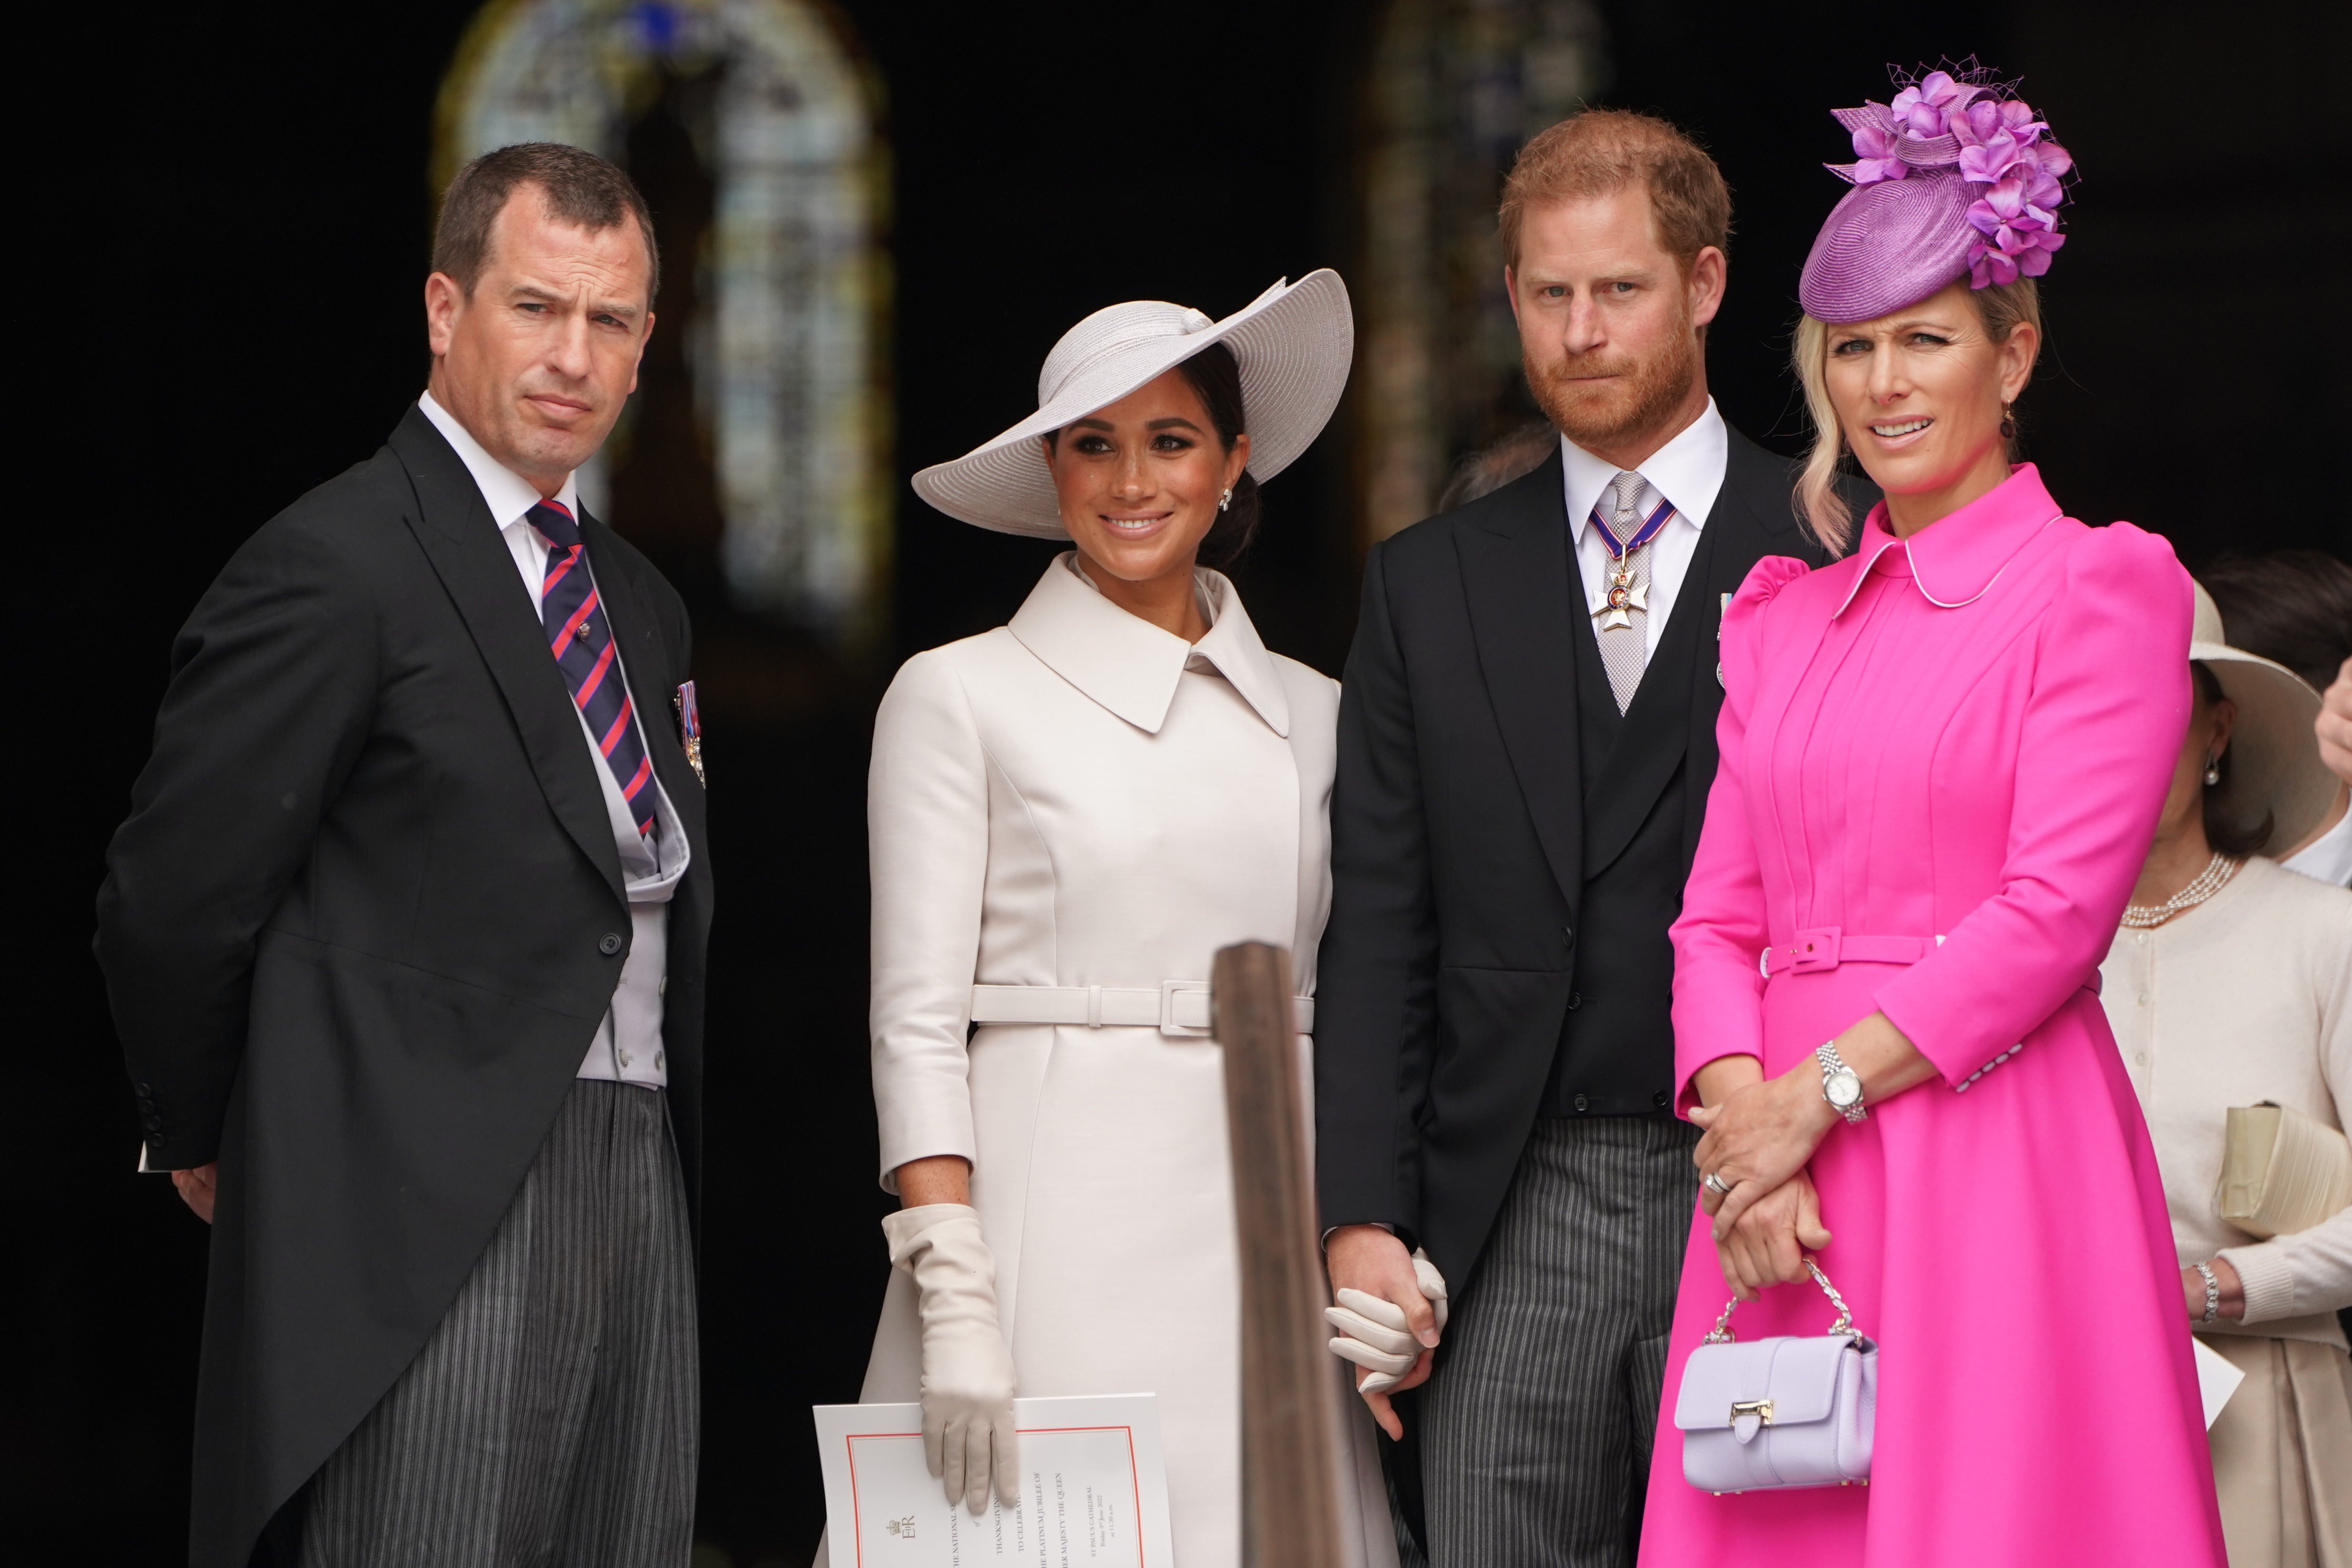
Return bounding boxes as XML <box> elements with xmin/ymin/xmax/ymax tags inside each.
<box><xmin>1702</xmin><ymin>1258</ymin><xmax>1860</xmax><ymax>1344</ymax></box>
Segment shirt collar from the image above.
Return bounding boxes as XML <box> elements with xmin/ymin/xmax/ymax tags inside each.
<box><xmin>1831</xmin><ymin>462</ymin><xmax>2067</xmax><ymax>618</ymax></box>
<box><xmin>417</xmin><ymin>392</ymin><xmax>579</xmax><ymax>534</ymax></box>
<box><xmin>1008</xmin><ymin>553</ymin><xmax>1291</xmax><ymax>737</ymax></box>
<box><xmin>1561</xmin><ymin>397</ymin><xmax>1728</xmax><ymax>550</ymax></box>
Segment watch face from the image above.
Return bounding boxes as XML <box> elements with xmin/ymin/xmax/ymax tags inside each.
<box><xmin>1826</xmin><ymin>1070</ymin><xmax>1863</xmax><ymax>1108</ymax></box>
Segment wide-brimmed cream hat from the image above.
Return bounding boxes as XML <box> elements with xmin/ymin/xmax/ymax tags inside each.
<box><xmin>2192</xmin><ymin>581</ymin><xmax>2337</xmax><ymax>850</ymax></box>
<box><xmin>911</xmin><ymin>270</ymin><xmax>1353</xmax><ymax>538</ymax></box>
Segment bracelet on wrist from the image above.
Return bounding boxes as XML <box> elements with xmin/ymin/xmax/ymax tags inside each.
<box><xmin>2193</xmin><ymin>1260</ymin><xmax>2221</xmax><ymax>1325</ymax></box>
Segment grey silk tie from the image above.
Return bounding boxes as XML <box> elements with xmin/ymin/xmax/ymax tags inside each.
<box><xmin>1596</xmin><ymin>470</ymin><xmax>1654</xmax><ymax>713</ymax></box>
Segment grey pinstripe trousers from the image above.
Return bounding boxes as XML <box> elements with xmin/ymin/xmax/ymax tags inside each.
<box><xmin>298</xmin><ymin>1079</ymin><xmax>699</xmax><ymax>1568</ymax></box>
<box><xmin>1416</xmin><ymin>1115</ymin><xmax>1699</xmax><ymax>1568</ymax></box>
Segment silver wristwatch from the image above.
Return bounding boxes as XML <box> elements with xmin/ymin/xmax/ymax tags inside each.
<box><xmin>1816</xmin><ymin>1043</ymin><xmax>1867</xmax><ymax>1123</ymax></box>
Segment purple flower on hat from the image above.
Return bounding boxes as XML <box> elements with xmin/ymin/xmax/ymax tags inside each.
<box><xmin>1965</xmin><ymin>177</ymin><xmax>2066</xmax><ymax>287</ymax></box>
<box><xmin>1956</xmin><ymin>127</ymin><xmax>2028</xmax><ymax>185</ymax></box>
<box><xmin>1889</xmin><ymin>70</ymin><xmax>1976</xmax><ymax>137</ymax></box>
<box><xmin>1954</xmin><ymin>96</ymin><xmax>2048</xmax><ymax>150</ymax></box>
<box><xmin>1950</xmin><ymin>96</ymin><xmax>2063</xmax><ymax>184</ymax></box>
<box><xmin>1844</xmin><ymin>120</ymin><xmax>1912</xmax><ymax>184</ymax></box>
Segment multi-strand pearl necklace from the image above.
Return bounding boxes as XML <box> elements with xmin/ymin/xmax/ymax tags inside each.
<box><xmin>2120</xmin><ymin>852</ymin><xmax>2242</xmax><ymax>929</ymax></box>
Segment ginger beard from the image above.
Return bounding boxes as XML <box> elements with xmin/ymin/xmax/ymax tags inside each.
<box><xmin>1525</xmin><ymin>293</ymin><xmax>1701</xmax><ymax>453</ymax></box>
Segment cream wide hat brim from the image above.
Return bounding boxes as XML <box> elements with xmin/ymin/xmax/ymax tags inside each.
<box><xmin>911</xmin><ymin>270</ymin><xmax>1354</xmax><ymax>539</ymax></box>
<box><xmin>2190</xmin><ymin>582</ymin><xmax>2338</xmax><ymax>852</ymax></box>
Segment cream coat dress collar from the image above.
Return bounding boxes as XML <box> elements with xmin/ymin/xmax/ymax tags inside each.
<box><xmin>1008</xmin><ymin>553</ymin><xmax>1292</xmax><ymax>738</ymax></box>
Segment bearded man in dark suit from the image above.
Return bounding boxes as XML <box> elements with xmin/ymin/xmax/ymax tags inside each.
<box><xmin>98</xmin><ymin>143</ymin><xmax>712</xmax><ymax>1568</ymax></box>
<box><xmin>1315</xmin><ymin>110</ymin><xmax>1867</xmax><ymax>1568</ymax></box>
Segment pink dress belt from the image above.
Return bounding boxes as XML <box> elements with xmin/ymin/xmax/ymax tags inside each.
<box><xmin>1759</xmin><ymin>927</ymin><xmax>1940</xmax><ymax>979</ymax></box>
<box><xmin>1759</xmin><ymin>924</ymin><xmax>2099</xmax><ymax>996</ymax></box>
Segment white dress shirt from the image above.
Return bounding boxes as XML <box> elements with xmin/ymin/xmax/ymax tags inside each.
<box><xmin>419</xmin><ymin>392</ymin><xmax>688</xmax><ymax>1088</ymax></box>
<box><xmin>1559</xmin><ymin>398</ymin><xmax>1729</xmax><ymax>659</ymax></box>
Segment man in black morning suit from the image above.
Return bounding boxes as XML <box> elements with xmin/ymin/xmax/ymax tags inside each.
<box><xmin>1315</xmin><ymin>113</ymin><xmax>1867</xmax><ymax>1567</ymax></box>
<box><xmin>97</xmin><ymin>146</ymin><xmax>711</xmax><ymax>1568</ymax></box>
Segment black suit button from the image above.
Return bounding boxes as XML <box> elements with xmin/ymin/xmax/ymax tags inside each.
<box><xmin>1562</xmin><ymin>925</ymin><xmax>1575</xmax><ymax>946</ymax></box>
<box><xmin>1654</xmin><ymin>1089</ymin><xmax>1671</xmax><ymax>1109</ymax></box>
<box><xmin>599</xmin><ymin>933</ymin><xmax>624</xmax><ymax>956</ymax></box>
<box><xmin>142</xmin><ymin>1114</ymin><xmax>165</xmax><ymax>1133</ymax></box>
<box><xmin>1573</xmin><ymin>1093</ymin><xmax>1589</xmax><ymax>1113</ymax></box>
<box><xmin>1566</xmin><ymin>991</ymin><xmax>1582</xmax><ymax>1011</ymax></box>
<box><xmin>134</xmin><ymin>1082</ymin><xmax>153</xmax><ymax>1097</ymax></box>
<box><xmin>145</xmin><ymin>1134</ymin><xmax>167</xmax><ymax>1150</ymax></box>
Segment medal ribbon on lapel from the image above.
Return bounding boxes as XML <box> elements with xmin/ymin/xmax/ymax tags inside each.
<box><xmin>674</xmin><ymin>680</ymin><xmax>706</xmax><ymax>786</ymax></box>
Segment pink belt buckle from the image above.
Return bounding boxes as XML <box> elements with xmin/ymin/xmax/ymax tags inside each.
<box><xmin>1786</xmin><ymin>926</ymin><xmax>1842</xmax><ymax>974</ymax></box>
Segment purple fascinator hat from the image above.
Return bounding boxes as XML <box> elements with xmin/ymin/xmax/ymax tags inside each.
<box><xmin>1799</xmin><ymin>61</ymin><xmax>2076</xmax><ymax>324</ymax></box>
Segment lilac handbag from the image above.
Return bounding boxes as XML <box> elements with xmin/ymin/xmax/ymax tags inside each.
<box><xmin>1675</xmin><ymin>1260</ymin><xmax>1876</xmax><ymax>1495</ymax></box>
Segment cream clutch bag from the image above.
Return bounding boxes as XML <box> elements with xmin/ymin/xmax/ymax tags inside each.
<box><xmin>2215</xmin><ymin>1101</ymin><xmax>2352</xmax><ymax>1239</ymax></box>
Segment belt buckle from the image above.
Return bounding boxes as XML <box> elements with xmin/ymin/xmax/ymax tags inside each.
<box><xmin>1789</xmin><ymin>927</ymin><xmax>1842</xmax><ymax>975</ymax></box>
<box><xmin>1159</xmin><ymin>980</ymin><xmax>1213</xmax><ymax>1037</ymax></box>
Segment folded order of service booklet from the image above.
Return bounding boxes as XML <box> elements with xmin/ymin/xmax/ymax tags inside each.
<box><xmin>813</xmin><ymin>1393</ymin><xmax>1174</xmax><ymax>1568</ymax></box>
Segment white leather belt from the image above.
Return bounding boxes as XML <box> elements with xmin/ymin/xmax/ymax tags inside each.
<box><xmin>968</xmin><ymin>982</ymin><xmax>1314</xmax><ymax>1037</ymax></box>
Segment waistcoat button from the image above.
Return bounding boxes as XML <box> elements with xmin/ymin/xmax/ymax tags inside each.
<box><xmin>1573</xmin><ymin>1093</ymin><xmax>1589</xmax><ymax>1112</ymax></box>
<box><xmin>1566</xmin><ymin>991</ymin><xmax>1583</xmax><ymax>1011</ymax></box>
<box><xmin>599</xmin><ymin>933</ymin><xmax>623</xmax><ymax>955</ymax></box>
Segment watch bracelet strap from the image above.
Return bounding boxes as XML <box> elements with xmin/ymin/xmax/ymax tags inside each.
<box><xmin>1816</xmin><ymin>1041</ymin><xmax>1867</xmax><ymax>1121</ymax></box>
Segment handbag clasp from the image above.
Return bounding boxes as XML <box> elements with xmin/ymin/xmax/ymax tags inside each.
<box><xmin>1729</xmin><ymin>1399</ymin><xmax>1774</xmax><ymax>1425</ymax></box>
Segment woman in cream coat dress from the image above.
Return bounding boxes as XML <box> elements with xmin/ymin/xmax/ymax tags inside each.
<box><xmin>826</xmin><ymin>273</ymin><xmax>1395</xmax><ymax>1568</ymax></box>
<box><xmin>2100</xmin><ymin>584</ymin><xmax>2352</xmax><ymax>1567</ymax></box>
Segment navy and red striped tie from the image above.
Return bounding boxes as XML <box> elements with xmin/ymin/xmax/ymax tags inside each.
<box><xmin>531</xmin><ymin>500</ymin><xmax>658</xmax><ymax>841</ymax></box>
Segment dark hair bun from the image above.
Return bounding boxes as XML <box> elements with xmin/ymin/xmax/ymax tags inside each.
<box><xmin>1176</xmin><ymin>343</ymin><xmax>1261</xmax><ymax>569</ymax></box>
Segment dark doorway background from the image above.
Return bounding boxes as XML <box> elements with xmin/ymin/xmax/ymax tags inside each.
<box><xmin>18</xmin><ymin>2</ymin><xmax>2344</xmax><ymax>1563</ymax></box>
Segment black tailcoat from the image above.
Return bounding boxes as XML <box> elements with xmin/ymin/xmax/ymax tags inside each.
<box><xmin>95</xmin><ymin>407</ymin><xmax>713</xmax><ymax>1568</ymax></box>
<box><xmin>1313</xmin><ymin>425</ymin><xmax>1857</xmax><ymax>1286</ymax></box>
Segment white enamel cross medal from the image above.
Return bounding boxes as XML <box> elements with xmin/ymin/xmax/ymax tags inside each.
<box><xmin>1596</xmin><ymin>554</ymin><xmax>1647</xmax><ymax>631</ymax></box>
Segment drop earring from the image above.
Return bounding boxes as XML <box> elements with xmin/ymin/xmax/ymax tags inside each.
<box><xmin>1218</xmin><ymin>488</ymin><xmax>1233</xmax><ymax>513</ymax></box>
<box><xmin>2203</xmin><ymin>754</ymin><xmax>2221</xmax><ymax>787</ymax></box>
<box><xmin>1999</xmin><ymin>405</ymin><xmax>2017</xmax><ymax>440</ymax></box>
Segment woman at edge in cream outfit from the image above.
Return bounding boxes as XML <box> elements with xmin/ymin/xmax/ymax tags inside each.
<box><xmin>2100</xmin><ymin>583</ymin><xmax>2352</xmax><ymax>1567</ymax></box>
<box><xmin>817</xmin><ymin>272</ymin><xmax>1395</xmax><ymax>1568</ymax></box>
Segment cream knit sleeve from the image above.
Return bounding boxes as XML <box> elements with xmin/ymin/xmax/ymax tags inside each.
<box><xmin>2216</xmin><ymin>889</ymin><xmax>2352</xmax><ymax>1325</ymax></box>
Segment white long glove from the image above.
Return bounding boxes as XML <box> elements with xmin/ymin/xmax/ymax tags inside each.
<box><xmin>882</xmin><ymin>1204</ymin><xmax>1020</xmax><ymax>1512</ymax></box>
<box><xmin>1324</xmin><ymin>1247</ymin><xmax>1450</xmax><ymax>1395</ymax></box>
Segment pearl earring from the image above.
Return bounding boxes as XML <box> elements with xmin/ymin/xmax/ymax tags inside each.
<box><xmin>2203</xmin><ymin>754</ymin><xmax>2221</xmax><ymax>787</ymax></box>
<box><xmin>1218</xmin><ymin>488</ymin><xmax>1233</xmax><ymax>513</ymax></box>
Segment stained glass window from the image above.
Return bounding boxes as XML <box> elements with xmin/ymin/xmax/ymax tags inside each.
<box><xmin>1357</xmin><ymin>0</ymin><xmax>1609</xmax><ymax>543</ymax></box>
<box><xmin>438</xmin><ymin>0</ymin><xmax>890</xmax><ymax>644</ymax></box>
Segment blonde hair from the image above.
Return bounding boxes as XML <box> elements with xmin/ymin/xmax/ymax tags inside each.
<box><xmin>1793</xmin><ymin>278</ymin><xmax>2043</xmax><ymax>553</ymax></box>
<box><xmin>1499</xmin><ymin>108</ymin><xmax>1731</xmax><ymax>273</ymax></box>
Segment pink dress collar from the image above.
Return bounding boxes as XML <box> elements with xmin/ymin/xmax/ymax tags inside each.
<box><xmin>1831</xmin><ymin>463</ymin><xmax>2069</xmax><ymax>618</ymax></box>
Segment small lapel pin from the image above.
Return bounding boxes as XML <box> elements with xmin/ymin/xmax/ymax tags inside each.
<box><xmin>673</xmin><ymin>680</ymin><xmax>705</xmax><ymax>786</ymax></box>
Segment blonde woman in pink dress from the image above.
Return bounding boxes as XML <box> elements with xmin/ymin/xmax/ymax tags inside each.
<box><xmin>1637</xmin><ymin>65</ymin><xmax>2226</xmax><ymax>1565</ymax></box>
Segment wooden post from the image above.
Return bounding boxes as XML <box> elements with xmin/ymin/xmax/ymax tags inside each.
<box><xmin>1214</xmin><ymin>941</ymin><xmax>1343</xmax><ymax>1568</ymax></box>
